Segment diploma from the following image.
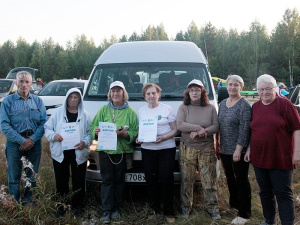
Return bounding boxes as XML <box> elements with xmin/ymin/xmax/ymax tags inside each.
<box><xmin>97</xmin><ymin>122</ymin><xmax>117</xmax><ymax>150</ymax></box>
<box><xmin>138</xmin><ymin>116</ymin><xmax>158</xmax><ymax>142</ymax></box>
<box><xmin>61</xmin><ymin>122</ymin><xmax>80</xmax><ymax>150</ymax></box>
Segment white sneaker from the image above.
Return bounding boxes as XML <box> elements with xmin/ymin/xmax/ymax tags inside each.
<box><xmin>231</xmin><ymin>216</ymin><xmax>249</xmax><ymax>224</ymax></box>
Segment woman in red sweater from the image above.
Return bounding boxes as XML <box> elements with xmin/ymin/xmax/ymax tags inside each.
<box><xmin>245</xmin><ymin>74</ymin><xmax>300</xmax><ymax>225</ymax></box>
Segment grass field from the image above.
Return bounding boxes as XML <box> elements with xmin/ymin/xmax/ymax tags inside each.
<box><xmin>0</xmin><ymin>133</ymin><xmax>299</xmax><ymax>225</ymax></box>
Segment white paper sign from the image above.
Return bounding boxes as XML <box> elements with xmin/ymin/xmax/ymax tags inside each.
<box><xmin>138</xmin><ymin>116</ymin><xmax>158</xmax><ymax>142</ymax></box>
<box><xmin>61</xmin><ymin>122</ymin><xmax>80</xmax><ymax>150</ymax></box>
<box><xmin>97</xmin><ymin>122</ymin><xmax>117</xmax><ymax>150</ymax></box>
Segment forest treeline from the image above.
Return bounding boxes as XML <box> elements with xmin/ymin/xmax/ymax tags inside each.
<box><xmin>0</xmin><ymin>8</ymin><xmax>299</xmax><ymax>89</ymax></box>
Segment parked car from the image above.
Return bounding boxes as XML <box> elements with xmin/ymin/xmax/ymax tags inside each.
<box><xmin>83</xmin><ymin>41</ymin><xmax>218</xmax><ymax>183</ymax></box>
<box><xmin>0</xmin><ymin>79</ymin><xmax>17</xmax><ymax>106</ymax></box>
<box><xmin>6</xmin><ymin>67</ymin><xmax>38</xmax><ymax>81</ymax></box>
<box><xmin>288</xmin><ymin>84</ymin><xmax>300</xmax><ymax>114</ymax></box>
<box><xmin>38</xmin><ymin>79</ymin><xmax>87</xmax><ymax>118</ymax></box>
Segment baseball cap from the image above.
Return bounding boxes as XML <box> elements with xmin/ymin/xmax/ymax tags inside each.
<box><xmin>187</xmin><ymin>79</ymin><xmax>204</xmax><ymax>88</ymax></box>
<box><xmin>110</xmin><ymin>81</ymin><xmax>125</xmax><ymax>90</ymax></box>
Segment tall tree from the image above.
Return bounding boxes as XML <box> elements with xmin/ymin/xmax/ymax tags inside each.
<box><xmin>14</xmin><ymin>37</ymin><xmax>31</xmax><ymax>67</ymax></box>
<box><xmin>0</xmin><ymin>40</ymin><xmax>15</xmax><ymax>77</ymax></box>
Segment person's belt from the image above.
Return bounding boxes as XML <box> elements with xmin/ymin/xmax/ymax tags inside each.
<box><xmin>19</xmin><ymin>130</ymin><xmax>34</xmax><ymax>137</ymax></box>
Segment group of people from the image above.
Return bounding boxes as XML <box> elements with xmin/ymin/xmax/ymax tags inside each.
<box><xmin>0</xmin><ymin>71</ymin><xmax>300</xmax><ymax>225</ymax></box>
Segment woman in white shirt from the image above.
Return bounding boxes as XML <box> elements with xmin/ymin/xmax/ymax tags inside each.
<box><xmin>137</xmin><ymin>83</ymin><xmax>178</xmax><ymax>223</ymax></box>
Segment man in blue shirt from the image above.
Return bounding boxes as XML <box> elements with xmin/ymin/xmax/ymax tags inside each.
<box><xmin>0</xmin><ymin>71</ymin><xmax>47</xmax><ymax>204</ymax></box>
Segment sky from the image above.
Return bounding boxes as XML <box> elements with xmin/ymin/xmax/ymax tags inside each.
<box><xmin>0</xmin><ymin>0</ymin><xmax>299</xmax><ymax>47</ymax></box>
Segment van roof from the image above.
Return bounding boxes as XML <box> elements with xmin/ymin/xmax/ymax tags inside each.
<box><xmin>95</xmin><ymin>41</ymin><xmax>208</xmax><ymax>65</ymax></box>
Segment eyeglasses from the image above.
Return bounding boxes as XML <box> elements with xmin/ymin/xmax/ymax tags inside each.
<box><xmin>257</xmin><ymin>87</ymin><xmax>274</xmax><ymax>92</ymax></box>
<box><xmin>189</xmin><ymin>89</ymin><xmax>201</xmax><ymax>94</ymax></box>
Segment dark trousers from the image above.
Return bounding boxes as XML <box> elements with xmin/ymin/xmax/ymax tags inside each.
<box><xmin>52</xmin><ymin>150</ymin><xmax>87</xmax><ymax>208</ymax></box>
<box><xmin>220</xmin><ymin>153</ymin><xmax>251</xmax><ymax>219</ymax></box>
<box><xmin>254</xmin><ymin>166</ymin><xmax>295</xmax><ymax>225</ymax></box>
<box><xmin>99</xmin><ymin>151</ymin><xmax>126</xmax><ymax>213</ymax></box>
<box><xmin>141</xmin><ymin>147</ymin><xmax>176</xmax><ymax>215</ymax></box>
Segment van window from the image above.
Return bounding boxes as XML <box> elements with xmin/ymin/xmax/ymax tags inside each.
<box><xmin>85</xmin><ymin>62</ymin><xmax>213</xmax><ymax>100</ymax></box>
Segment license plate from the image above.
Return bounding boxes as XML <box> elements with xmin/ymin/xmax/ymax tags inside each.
<box><xmin>125</xmin><ymin>173</ymin><xmax>146</xmax><ymax>182</ymax></box>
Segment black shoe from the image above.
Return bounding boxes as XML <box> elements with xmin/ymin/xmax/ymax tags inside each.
<box><xmin>55</xmin><ymin>204</ymin><xmax>67</xmax><ymax>217</ymax></box>
<box><xmin>22</xmin><ymin>201</ymin><xmax>36</xmax><ymax>207</ymax></box>
<box><xmin>73</xmin><ymin>207</ymin><xmax>84</xmax><ymax>217</ymax></box>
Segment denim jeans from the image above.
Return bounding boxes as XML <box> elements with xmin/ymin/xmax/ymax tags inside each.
<box><xmin>254</xmin><ymin>166</ymin><xmax>295</xmax><ymax>225</ymax></box>
<box><xmin>5</xmin><ymin>139</ymin><xmax>42</xmax><ymax>203</ymax></box>
<box><xmin>220</xmin><ymin>153</ymin><xmax>251</xmax><ymax>219</ymax></box>
<box><xmin>141</xmin><ymin>147</ymin><xmax>176</xmax><ymax>215</ymax></box>
<box><xmin>98</xmin><ymin>151</ymin><xmax>126</xmax><ymax>213</ymax></box>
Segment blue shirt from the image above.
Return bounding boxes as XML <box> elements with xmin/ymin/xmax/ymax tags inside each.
<box><xmin>0</xmin><ymin>92</ymin><xmax>47</xmax><ymax>145</ymax></box>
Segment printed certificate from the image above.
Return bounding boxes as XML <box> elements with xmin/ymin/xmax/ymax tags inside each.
<box><xmin>138</xmin><ymin>116</ymin><xmax>158</xmax><ymax>142</ymax></box>
<box><xmin>61</xmin><ymin>122</ymin><xmax>80</xmax><ymax>150</ymax></box>
<box><xmin>97</xmin><ymin>122</ymin><xmax>117</xmax><ymax>150</ymax></box>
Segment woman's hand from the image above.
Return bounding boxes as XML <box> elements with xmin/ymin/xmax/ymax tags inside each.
<box><xmin>74</xmin><ymin>141</ymin><xmax>86</xmax><ymax>150</ymax></box>
<box><xmin>197</xmin><ymin>129</ymin><xmax>207</xmax><ymax>138</ymax></box>
<box><xmin>154</xmin><ymin>136</ymin><xmax>165</xmax><ymax>143</ymax></box>
<box><xmin>136</xmin><ymin>137</ymin><xmax>143</xmax><ymax>144</ymax></box>
<box><xmin>190</xmin><ymin>131</ymin><xmax>198</xmax><ymax>139</ymax></box>
<box><xmin>54</xmin><ymin>134</ymin><xmax>63</xmax><ymax>142</ymax></box>
<box><xmin>116</xmin><ymin>126</ymin><xmax>130</xmax><ymax>139</ymax></box>
<box><xmin>95</xmin><ymin>127</ymin><xmax>101</xmax><ymax>136</ymax></box>
<box><xmin>233</xmin><ymin>149</ymin><xmax>242</xmax><ymax>162</ymax></box>
<box><xmin>244</xmin><ymin>147</ymin><xmax>251</xmax><ymax>162</ymax></box>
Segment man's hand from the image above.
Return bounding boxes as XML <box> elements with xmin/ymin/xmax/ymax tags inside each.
<box><xmin>19</xmin><ymin>138</ymin><xmax>34</xmax><ymax>151</ymax></box>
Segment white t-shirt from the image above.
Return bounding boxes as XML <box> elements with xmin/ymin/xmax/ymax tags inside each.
<box><xmin>139</xmin><ymin>103</ymin><xmax>176</xmax><ymax>150</ymax></box>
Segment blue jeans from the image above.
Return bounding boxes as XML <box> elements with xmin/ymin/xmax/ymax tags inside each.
<box><xmin>98</xmin><ymin>151</ymin><xmax>126</xmax><ymax>213</ymax></box>
<box><xmin>254</xmin><ymin>166</ymin><xmax>295</xmax><ymax>225</ymax></box>
<box><xmin>5</xmin><ymin>139</ymin><xmax>42</xmax><ymax>203</ymax></box>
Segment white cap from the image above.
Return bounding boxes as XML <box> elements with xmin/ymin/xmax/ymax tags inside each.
<box><xmin>110</xmin><ymin>81</ymin><xmax>125</xmax><ymax>90</ymax></box>
<box><xmin>187</xmin><ymin>79</ymin><xmax>203</xmax><ymax>88</ymax></box>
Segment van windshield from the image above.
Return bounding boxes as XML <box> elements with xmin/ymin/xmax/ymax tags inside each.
<box><xmin>85</xmin><ymin>62</ymin><xmax>214</xmax><ymax>100</ymax></box>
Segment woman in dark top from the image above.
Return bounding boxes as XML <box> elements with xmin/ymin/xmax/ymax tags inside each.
<box><xmin>218</xmin><ymin>75</ymin><xmax>251</xmax><ymax>225</ymax></box>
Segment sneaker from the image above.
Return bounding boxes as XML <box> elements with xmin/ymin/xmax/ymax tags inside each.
<box><xmin>111</xmin><ymin>210</ymin><xmax>120</xmax><ymax>219</ymax></box>
<box><xmin>231</xmin><ymin>216</ymin><xmax>249</xmax><ymax>224</ymax></box>
<box><xmin>181</xmin><ymin>207</ymin><xmax>190</xmax><ymax>217</ymax></box>
<box><xmin>55</xmin><ymin>204</ymin><xmax>66</xmax><ymax>217</ymax></box>
<box><xmin>148</xmin><ymin>208</ymin><xmax>157</xmax><ymax>220</ymax></box>
<box><xmin>260</xmin><ymin>221</ymin><xmax>276</xmax><ymax>225</ymax></box>
<box><xmin>100</xmin><ymin>211</ymin><xmax>111</xmax><ymax>224</ymax></box>
<box><xmin>210</xmin><ymin>211</ymin><xmax>221</xmax><ymax>220</ymax></box>
<box><xmin>165</xmin><ymin>215</ymin><xmax>176</xmax><ymax>223</ymax></box>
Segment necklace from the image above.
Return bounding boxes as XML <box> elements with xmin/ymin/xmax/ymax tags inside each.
<box><xmin>111</xmin><ymin>108</ymin><xmax>119</xmax><ymax>122</ymax></box>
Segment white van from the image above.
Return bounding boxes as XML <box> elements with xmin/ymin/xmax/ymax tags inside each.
<box><xmin>83</xmin><ymin>41</ymin><xmax>218</xmax><ymax>183</ymax></box>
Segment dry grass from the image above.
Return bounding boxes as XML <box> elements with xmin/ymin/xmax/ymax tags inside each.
<box><xmin>0</xmin><ymin>132</ymin><xmax>299</xmax><ymax>224</ymax></box>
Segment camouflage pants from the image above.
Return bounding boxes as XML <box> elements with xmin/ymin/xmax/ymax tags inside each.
<box><xmin>179</xmin><ymin>141</ymin><xmax>219</xmax><ymax>213</ymax></box>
